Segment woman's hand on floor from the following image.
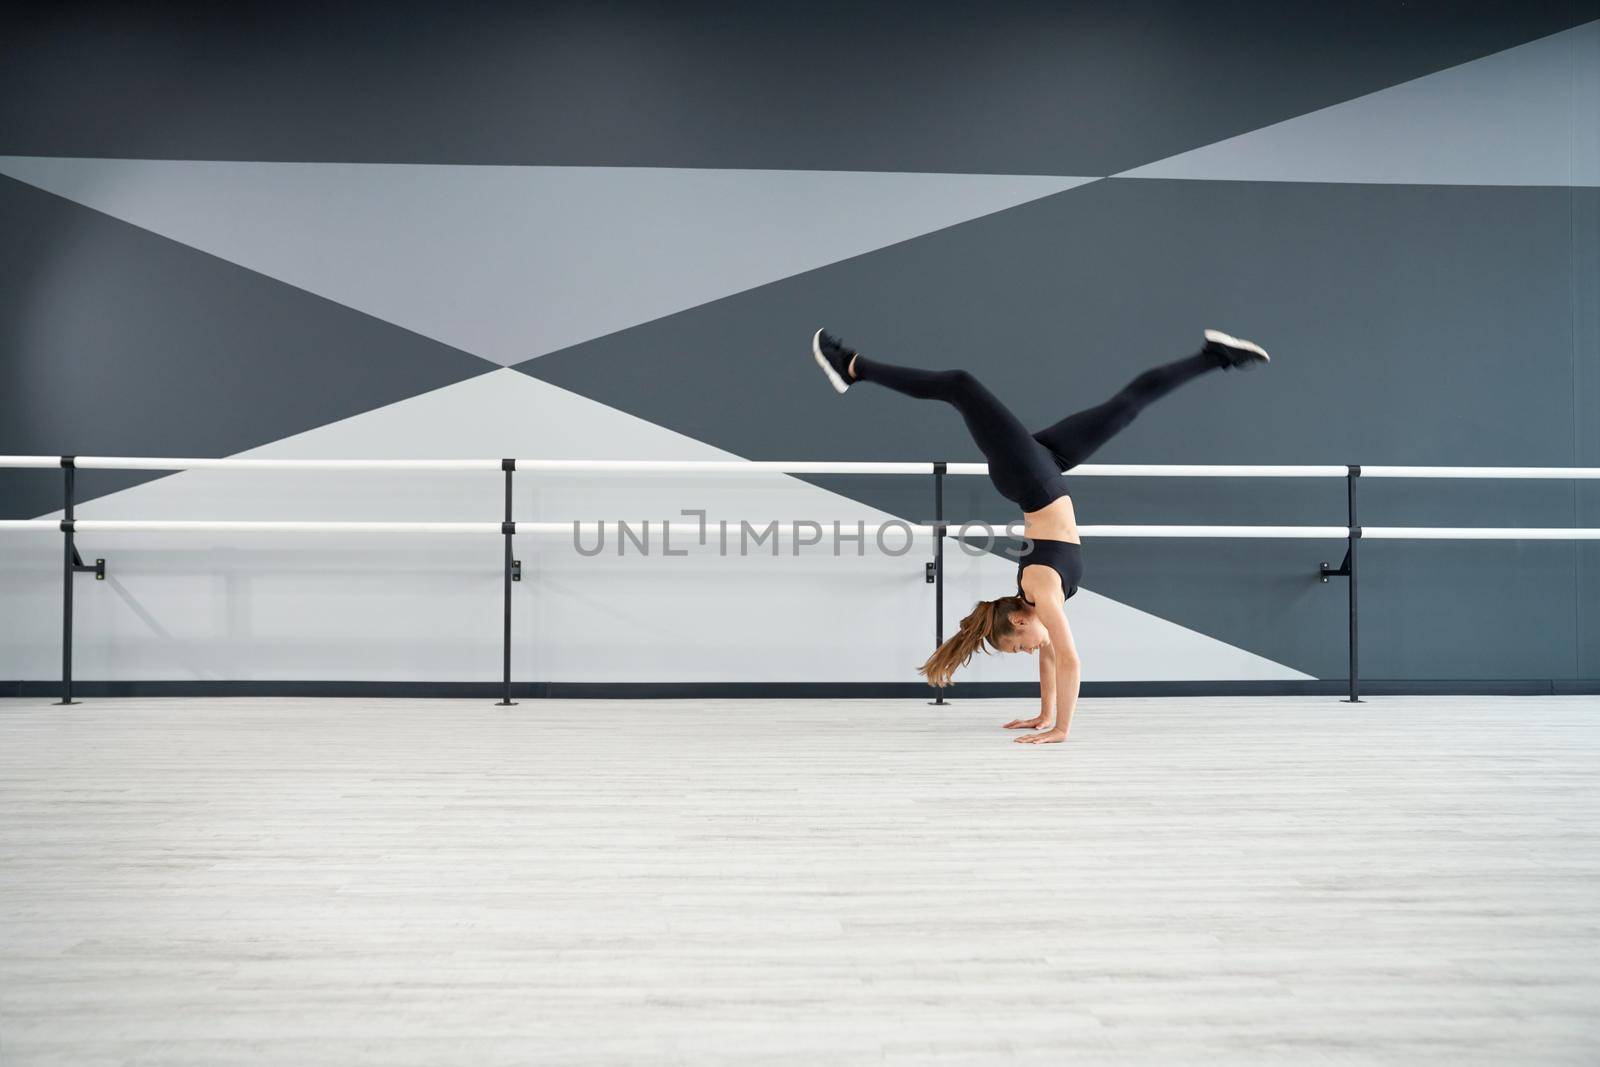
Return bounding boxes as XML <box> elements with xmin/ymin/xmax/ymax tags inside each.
<box><xmin>1015</xmin><ymin>729</ymin><xmax>1069</xmax><ymax>744</ymax></box>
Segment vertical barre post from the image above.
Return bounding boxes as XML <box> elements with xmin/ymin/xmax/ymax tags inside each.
<box><xmin>1345</xmin><ymin>465</ymin><xmax>1362</xmax><ymax>704</ymax></box>
<box><xmin>496</xmin><ymin>459</ymin><xmax>518</xmax><ymax>707</ymax></box>
<box><xmin>58</xmin><ymin>458</ymin><xmax>79</xmax><ymax>706</ymax></box>
<box><xmin>929</xmin><ymin>461</ymin><xmax>947</xmax><ymax>707</ymax></box>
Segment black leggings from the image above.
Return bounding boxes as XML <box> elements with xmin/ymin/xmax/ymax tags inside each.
<box><xmin>851</xmin><ymin>346</ymin><xmax>1225</xmax><ymax>512</ymax></box>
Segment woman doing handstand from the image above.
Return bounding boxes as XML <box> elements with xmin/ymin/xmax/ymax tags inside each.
<box><xmin>810</xmin><ymin>326</ymin><xmax>1270</xmax><ymax>744</ymax></box>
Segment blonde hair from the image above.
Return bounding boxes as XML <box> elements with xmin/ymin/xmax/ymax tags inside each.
<box><xmin>915</xmin><ymin>595</ymin><xmax>1033</xmax><ymax>688</ymax></box>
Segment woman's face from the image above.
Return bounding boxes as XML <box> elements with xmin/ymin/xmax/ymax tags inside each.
<box><xmin>998</xmin><ymin>612</ymin><xmax>1050</xmax><ymax>655</ymax></box>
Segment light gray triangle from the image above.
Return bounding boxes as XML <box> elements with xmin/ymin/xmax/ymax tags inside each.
<box><xmin>0</xmin><ymin>370</ymin><xmax>1308</xmax><ymax>684</ymax></box>
<box><xmin>1121</xmin><ymin>19</ymin><xmax>1599</xmax><ymax>186</ymax></box>
<box><xmin>0</xmin><ymin>158</ymin><xmax>1096</xmax><ymax>365</ymax></box>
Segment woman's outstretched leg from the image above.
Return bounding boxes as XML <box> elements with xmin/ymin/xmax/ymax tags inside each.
<box><xmin>1030</xmin><ymin>332</ymin><xmax>1267</xmax><ymax>470</ymax></box>
<box><xmin>812</xmin><ymin>329</ymin><xmax>1063</xmax><ymax>510</ymax></box>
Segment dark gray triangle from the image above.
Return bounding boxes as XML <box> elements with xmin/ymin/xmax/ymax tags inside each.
<box><xmin>0</xmin><ymin>176</ymin><xmax>494</xmax><ymax>519</ymax></box>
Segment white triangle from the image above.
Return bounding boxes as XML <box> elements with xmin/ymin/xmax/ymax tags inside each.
<box><xmin>0</xmin><ymin>158</ymin><xmax>1096</xmax><ymax>365</ymax></box>
<box><xmin>1</xmin><ymin>370</ymin><xmax>1306</xmax><ymax>684</ymax></box>
<box><xmin>1121</xmin><ymin>19</ymin><xmax>1600</xmax><ymax>186</ymax></box>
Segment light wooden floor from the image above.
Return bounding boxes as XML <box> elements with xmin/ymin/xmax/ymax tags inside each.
<box><xmin>1</xmin><ymin>695</ymin><xmax>1597</xmax><ymax>1066</ymax></box>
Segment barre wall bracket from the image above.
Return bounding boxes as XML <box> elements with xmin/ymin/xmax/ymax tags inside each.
<box><xmin>72</xmin><ymin>546</ymin><xmax>105</xmax><ymax>581</ymax></box>
<box><xmin>1320</xmin><ymin>526</ymin><xmax>1362</xmax><ymax>582</ymax></box>
<box><xmin>1320</xmin><ymin>550</ymin><xmax>1349</xmax><ymax>582</ymax></box>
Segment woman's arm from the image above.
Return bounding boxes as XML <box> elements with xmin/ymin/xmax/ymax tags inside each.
<box><xmin>1038</xmin><ymin>651</ymin><xmax>1057</xmax><ymax>721</ymax></box>
<box><xmin>1002</xmin><ymin>653</ymin><xmax>1056</xmax><ymax>730</ymax></box>
<box><xmin>1016</xmin><ymin>605</ymin><xmax>1080</xmax><ymax>745</ymax></box>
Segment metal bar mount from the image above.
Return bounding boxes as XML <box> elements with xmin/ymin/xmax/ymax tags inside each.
<box><xmin>929</xmin><ymin>462</ymin><xmax>947</xmax><ymax>707</ymax></box>
<box><xmin>1316</xmin><ymin>466</ymin><xmax>1362</xmax><ymax>704</ymax></box>
<box><xmin>497</xmin><ymin>458</ymin><xmax>518</xmax><ymax>708</ymax></box>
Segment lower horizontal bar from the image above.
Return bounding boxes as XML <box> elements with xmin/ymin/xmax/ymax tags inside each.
<box><xmin>0</xmin><ymin>520</ymin><xmax>506</xmax><ymax>534</ymax></box>
<box><xmin>1361</xmin><ymin>527</ymin><xmax>1600</xmax><ymax>539</ymax></box>
<box><xmin>9</xmin><ymin>678</ymin><xmax>1600</xmax><ymax>699</ymax></box>
<box><xmin>1360</xmin><ymin>466</ymin><xmax>1600</xmax><ymax>480</ymax></box>
<box><xmin>3</xmin><ymin>520</ymin><xmax>1599</xmax><ymax>540</ymax></box>
<box><xmin>0</xmin><ymin>520</ymin><xmax>1357</xmax><ymax>538</ymax></box>
<box><xmin>1077</xmin><ymin>525</ymin><xmax>1351</xmax><ymax>538</ymax></box>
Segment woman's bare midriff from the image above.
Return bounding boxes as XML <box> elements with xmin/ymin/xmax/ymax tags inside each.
<box><xmin>1021</xmin><ymin>495</ymin><xmax>1081</xmax><ymax>544</ymax></box>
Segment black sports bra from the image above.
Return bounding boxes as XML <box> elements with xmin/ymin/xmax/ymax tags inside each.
<box><xmin>1016</xmin><ymin>537</ymin><xmax>1083</xmax><ymax>603</ymax></box>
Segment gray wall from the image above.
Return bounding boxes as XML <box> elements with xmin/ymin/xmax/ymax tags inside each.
<box><xmin>3</xmin><ymin>2</ymin><xmax>1598</xmax><ymax>693</ymax></box>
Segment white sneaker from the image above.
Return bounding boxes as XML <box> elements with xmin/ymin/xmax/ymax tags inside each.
<box><xmin>1203</xmin><ymin>329</ymin><xmax>1271</xmax><ymax>370</ymax></box>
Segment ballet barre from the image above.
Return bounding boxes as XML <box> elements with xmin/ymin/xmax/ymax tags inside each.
<box><xmin>12</xmin><ymin>456</ymin><xmax>1600</xmax><ymax>478</ymax></box>
<box><xmin>4</xmin><ymin>455</ymin><xmax>1600</xmax><ymax>706</ymax></box>
<box><xmin>6</xmin><ymin>520</ymin><xmax>1599</xmax><ymax>539</ymax></box>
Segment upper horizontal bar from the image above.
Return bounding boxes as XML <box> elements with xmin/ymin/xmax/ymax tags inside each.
<box><xmin>515</xmin><ymin>460</ymin><xmax>939</xmax><ymax>474</ymax></box>
<box><xmin>947</xmin><ymin>462</ymin><xmax>1351</xmax><ymax>477</ymax></box>
<box><xmin>1</xmin><ymin>457</ymin><xmax>511</xmax><ymax>472</ymax></box>
<box><xmin>0</xmin><ymin>456</ymin><xmax>68</xmax><ymax>469</ymax></box>
<box><xmin>4</xmin><ymin>456</ymin><xmax>1600</xmax><ymax>479</ymax></box>
<box><xmin>0</xmin><ymin>456</ymin><xmax>940</xmax><ymax>474</ymax></box>
<box><xmin>0</xmin><ymin>457</ymin><xmax>1330</xmax><ymax>475</ymax></box>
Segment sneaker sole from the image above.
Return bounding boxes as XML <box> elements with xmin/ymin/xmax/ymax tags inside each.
<box><xmin>1204</xmin><ymin>328</ymin><xmax>1271</xmax><ymax>365</ymax></box>
<box><xmin>813</xmin><ymin>328</ymin><xmax>851</xmax><ymax>394</ymax></box>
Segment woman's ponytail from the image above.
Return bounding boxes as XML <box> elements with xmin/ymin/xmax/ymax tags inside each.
<box><xmin>914</xmin><ymin>595</ymin><xmax>1030</xmax><ymax>688</ymax></box>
